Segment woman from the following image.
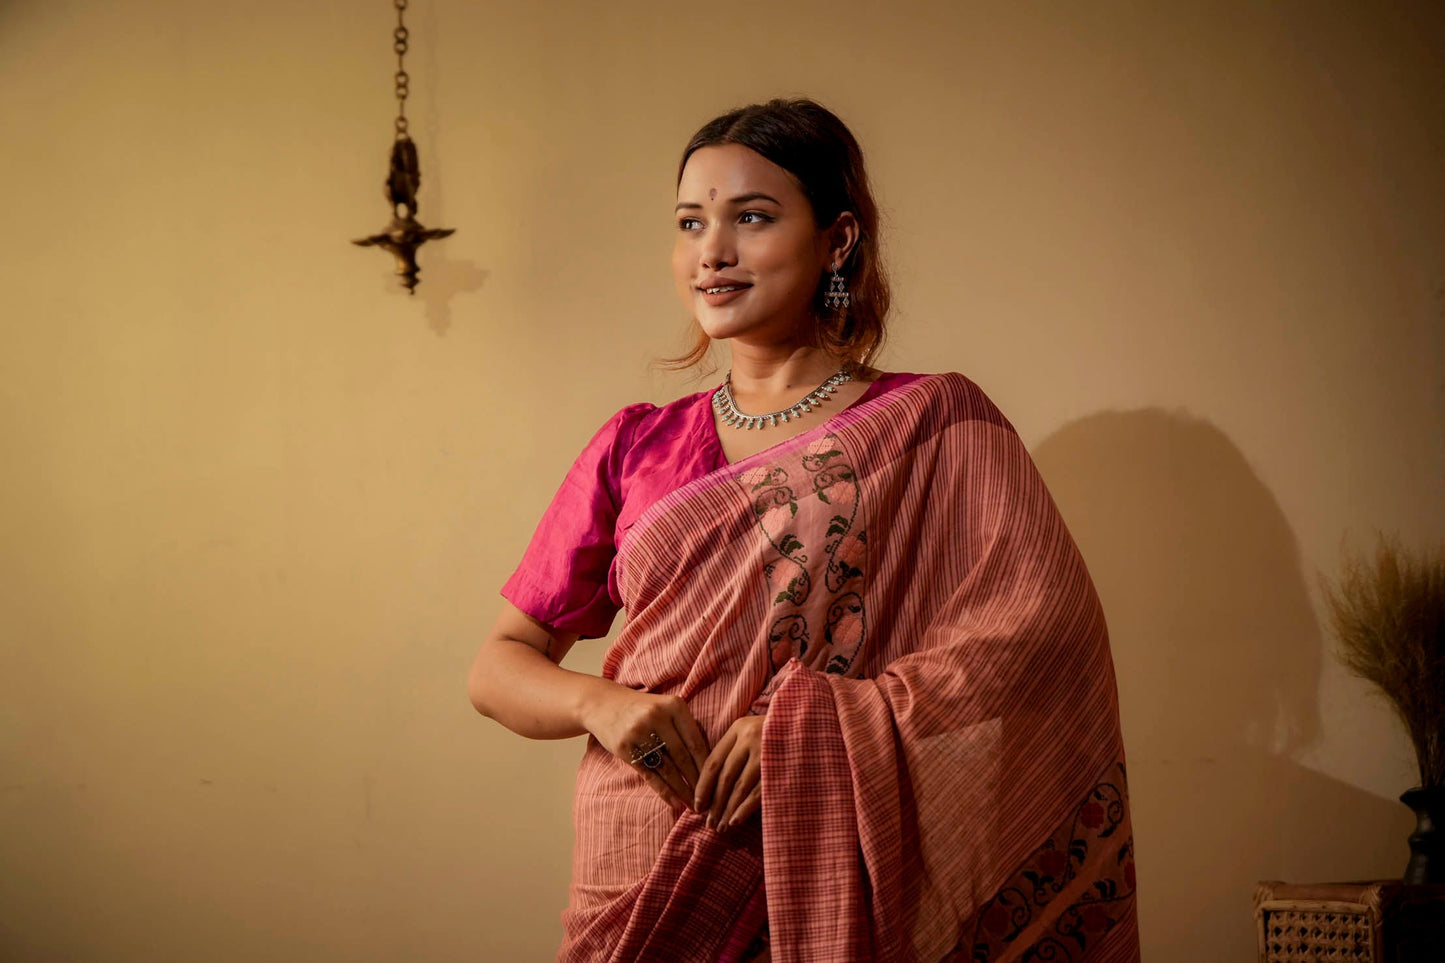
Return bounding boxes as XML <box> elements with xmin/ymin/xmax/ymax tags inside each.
<box><xmin>468</xmin><ymin>98</ymin><xmax>1138</xmax><ymax>962</ymax></box>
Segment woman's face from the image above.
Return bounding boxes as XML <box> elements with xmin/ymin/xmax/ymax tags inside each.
<box><xmin>672</xmin><ymin>144</ymin><xmax>836</xmax><ymax>347</ymax></box>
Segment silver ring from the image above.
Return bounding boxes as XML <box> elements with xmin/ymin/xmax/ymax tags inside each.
<box><xmin>629</xmin><ymin>730</ymin><xmax>668</xmax><ymax>769</ymax></box>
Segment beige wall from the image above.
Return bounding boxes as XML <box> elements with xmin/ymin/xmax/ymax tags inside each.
<box><xmin>2</xmin><ymin>1</ymin><xmax>1440</xmax><ymax>959</ymax></box>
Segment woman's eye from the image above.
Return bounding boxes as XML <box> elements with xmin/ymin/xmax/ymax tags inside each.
<box><xmin>678</xmin><ymin>217</ymin><xmax>702</xmax><ymax>231</ymax></box>
<box><xmin>740</xmin><ymin>211</ymin><xmax>773</xmax><ymax>224</ymax></box>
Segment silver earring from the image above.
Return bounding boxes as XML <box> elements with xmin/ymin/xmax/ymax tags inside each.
<box><xmin>825</xmin><ymin>268</ymin><xmax>850</xmax><ymax>310</ymax></box>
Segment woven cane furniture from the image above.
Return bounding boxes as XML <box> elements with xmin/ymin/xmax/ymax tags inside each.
<box><xmin>1254</xmin><ymin>880</ymin><xmax>1445</xmax><ymax>962</ymax></box>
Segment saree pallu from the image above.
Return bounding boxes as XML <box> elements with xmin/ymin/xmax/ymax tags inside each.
<box><xmin>559</xmin><ymin>372</ymin><xmax>1138</xmax><ymax>962</ymax></box>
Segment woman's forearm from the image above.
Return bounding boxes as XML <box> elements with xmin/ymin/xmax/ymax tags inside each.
<box><xmin>468</xmin><ymin>636</ymin><xmax>615</xmax><ymax>740</ymax></box>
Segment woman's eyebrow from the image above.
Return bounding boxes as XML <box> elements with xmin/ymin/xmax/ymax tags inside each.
<box><xmin>674</xmin><ymin>192</ymin><xmax>783</xmax><ymax>212</ymax></box>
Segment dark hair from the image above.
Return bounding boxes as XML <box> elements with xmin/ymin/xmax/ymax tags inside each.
<box><xmin>660</xmin><ymin>98</ymin><xmax>891</xmax><ymax>372</ymax></box>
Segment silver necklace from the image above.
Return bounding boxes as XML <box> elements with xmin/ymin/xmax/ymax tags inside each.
<box><xmin>712</xmin><ymin>365</ymin><xmax>854</xmax><ymax>430</ymax></box>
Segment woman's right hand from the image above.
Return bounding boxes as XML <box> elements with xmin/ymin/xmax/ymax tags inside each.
<box><xmin>580</xmin><ymin>682</ymin><xmax>711</xmax><ymax>814</ymax></box>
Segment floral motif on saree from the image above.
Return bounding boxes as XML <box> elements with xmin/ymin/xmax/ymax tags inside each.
<box><xmin>741</xmin><ymin>434</ymin><xmax>870</xmax><ymax>707</ymax></box>
<box><xmin>970</xmin><ymin>763</ymin><xmax>1137</xmax><ymax>962</ymax></box>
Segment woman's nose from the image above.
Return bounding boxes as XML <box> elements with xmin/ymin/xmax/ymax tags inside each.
<box><xmin>700</xmin><ymin>227</ymin><xmax>736</xmax><ymax>269</ymax></box>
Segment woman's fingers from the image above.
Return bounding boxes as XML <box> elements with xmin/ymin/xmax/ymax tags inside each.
<box><xmin>670</xmin><ymin>708</ymin><xmax>711</xmax><ymax>791</ymax></box>
<box><xmin>693</xmin><ymin>728</ymin><xmax>736</xmax><ymax>812</ymax></box>
<box><xmin>707</xmin><ymin>745</ymin><xmax>751</xmax><ymax>828</ymax></box>
<box><xmin>722</xmin><ymin>782</ymin><xmax>762</xmax><ymax>830</ymax></box>
<box><xmin>638</xmin><ymin>767</ymin><xmax>688</xmax><ymax>814</ymax></box>
<box><xmin>718</xmin><ymin>754</ymin><xmax>760</xmax><ymax>829</ymax></box>
<box><xmin>632</xmin><ymin>740</ymin><xmax>692</xmax><ymax>813</ymax></box>
<box><xmin>653</xmin><ymin>723</ymin><xmax>697</xmax><ymax>805</ymax></box>
<box><xmin>656</xmin><ymin>716</ymin><xmax>700</xmax><ymax>794</ymax></box>
<box><xmin>623</xmin><ymin>726</ymin><xmax>686</xmax><ymax>809</ymax></box>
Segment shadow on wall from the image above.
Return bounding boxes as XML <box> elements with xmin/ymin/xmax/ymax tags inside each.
<box><xmin>1031</xmin><ymin>409</ymin><xmax>1413</xmax><ymax>962</ymax></box>
<box><xmin>361</xmin><ymin>183</ymin><xmax>488</xmax><ymax>332</ymax></box>
<box><xmin>391</xmin><ymin>252</ymin><xmax>489</xmax><ymax>335</ymax></box>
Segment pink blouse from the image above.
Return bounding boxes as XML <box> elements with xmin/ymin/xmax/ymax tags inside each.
<box><xmin>501</xmin><ymin>371</ymin><xmax>926</xmax><ymax>639</ymax></box>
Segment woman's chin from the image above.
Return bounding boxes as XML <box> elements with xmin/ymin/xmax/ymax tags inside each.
<box><xmin>695</xmin><ymin>314</ymin><xmax>754</xmax><ymax>342</ymax></box>
<box><xmin>695</xmin><ymin>309</ymin><xmax>805</xmax><ymax>346</ymax></box>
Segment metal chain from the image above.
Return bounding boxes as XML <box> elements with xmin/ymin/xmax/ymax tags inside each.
<box><xmin>393</xmin><ymin>0</ymin><xmax>410</xmax><ymax>140</ymax></box>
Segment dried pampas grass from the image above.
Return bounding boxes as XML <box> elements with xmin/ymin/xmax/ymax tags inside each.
<box><xmin>1321</xmin><ymin>536</ymin><xmax>1445</xmax><ymax>787</ymax></box>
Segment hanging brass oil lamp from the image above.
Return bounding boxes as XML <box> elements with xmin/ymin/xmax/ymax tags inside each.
<box><xmin>352</xmin><ymin>0</ymin><xmax>454</xmax><ymax>294</ymax></box>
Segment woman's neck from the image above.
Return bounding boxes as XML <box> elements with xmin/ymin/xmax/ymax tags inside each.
<box><xmin>725</xmin><ymin>346</ymin><xmax>871</xmax><ymax>400</ymax></box>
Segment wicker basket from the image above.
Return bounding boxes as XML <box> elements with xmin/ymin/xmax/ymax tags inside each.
<box><xmin>1254</xmin><ymin>880</ymin><xmax>1445</xmax><ymax>963</ymax></box>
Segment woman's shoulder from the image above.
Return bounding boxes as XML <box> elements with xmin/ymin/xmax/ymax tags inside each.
<box><xmin>587</xmin><ymin>387</ymin><xmax>712</xmax><ymax>456</ymax></box>
<box><xmin>604</xmin><ymin>387</ymin><xmax>711</xmax><ymax>433</ymax></box>
<box><xmin>888</xmin><ymin>369</ymin><xmax>971</xmax><ymax>388</ymax></box>
<box><xmin>893</xmin><ymin>369</ymin><xmax>988</xmax><ymax>395</ymax></box>
<box><xmin>582</xmin><ymin>400</ymin><xmax>658</xmax><ymax>449</ymax></box>
<box><xmin>859</xmin><ymin>369</ymin><xmax>977</xmax><ymax>400</ymax></box>
<box><xmin>932</xmin><ymin>371</ymin><xmax>1018</xmax><ymax>431</ymax></box>
<box><xmin>878</xmin><ymin>370</ymin><xmax>1016</xmax><ymax>428</ymax></box>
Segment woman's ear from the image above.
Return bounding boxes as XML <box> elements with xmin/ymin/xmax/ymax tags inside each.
<box><xmin>825</xmin><ymin>211</ymin><xmax>861</xmax><ymax>270</ymax></box>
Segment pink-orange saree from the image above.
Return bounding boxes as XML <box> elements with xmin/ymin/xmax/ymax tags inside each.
<box><xmin>559</xmin><ymin>372</ymin><xmax>1138</xmax><ymax>962</ymax></box>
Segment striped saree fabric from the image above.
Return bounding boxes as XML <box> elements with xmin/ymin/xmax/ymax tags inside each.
<box><xmin>558</xmin><ymin>372</ymin><xmax>1138</xmax><ymax>962</ymax></box>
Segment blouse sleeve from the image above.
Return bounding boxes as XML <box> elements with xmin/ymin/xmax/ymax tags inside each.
<box><xmin>500</xmin><ymin>402</ymin><xmax>653</xmax><ymax>640</ymax></box>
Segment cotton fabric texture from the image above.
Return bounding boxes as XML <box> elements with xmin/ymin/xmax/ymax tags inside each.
<box><xmin>506</xmin><ymin>372</ymin><xmax>1139</xmax><ymax>962</ymax></box>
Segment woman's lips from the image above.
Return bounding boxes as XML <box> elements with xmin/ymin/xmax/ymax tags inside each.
<box><xmin>699</xmin><ymin>284</ymin><xmax>751</xmax><ymax>306</ymax></box>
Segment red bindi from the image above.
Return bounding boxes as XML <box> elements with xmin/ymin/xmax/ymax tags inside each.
<box><xmin>709</xmin><ymin>188</ymin><xmax>717</xmax><ymax>200</ymax></box>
